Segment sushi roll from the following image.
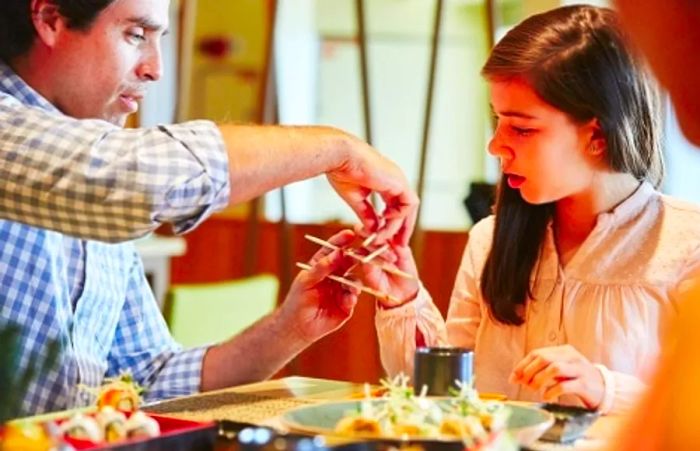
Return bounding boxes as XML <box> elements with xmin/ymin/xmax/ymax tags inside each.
<box><xmin>96</xmin><ymin>377</ymin><xmax>141</xmax><ymax>412</ymax></box>
<box><xmin>96</xmin><ymin>406</ymin><xmax>127</xmax><ymax>442</ymax></box>
<box><xmin>60</xmin><ymin>413</ymin><xmax>103</xmax><ymax>443</ymax></box>
<box><xmin>125</xmin><ymin>411</ymin><xmax>160</xmax><ymax>439</ymax></box>
<box><xmin>97</xmin><ymin>386</ymin><xmax>139</xmax><ymax>411</ymax></box>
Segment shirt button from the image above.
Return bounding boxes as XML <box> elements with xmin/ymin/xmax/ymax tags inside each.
<box><xmin>548</xmin><ymin>332</ymin><xmax>557</xmax><ymax>342</ymax></box>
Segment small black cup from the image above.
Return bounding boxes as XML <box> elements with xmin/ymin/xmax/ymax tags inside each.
<box><xmin>413</xmin><ymin>347</ymin><xmax>473</xmax><ymax>396</ymax></box>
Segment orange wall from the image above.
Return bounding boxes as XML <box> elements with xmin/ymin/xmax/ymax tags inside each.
<box><xmin>168</xmin><ymin>218</ymin><xmax>468</xmax><ymax>383</ymax></box>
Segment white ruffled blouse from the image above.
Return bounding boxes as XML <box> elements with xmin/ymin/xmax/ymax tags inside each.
<box><xmin>376</xmin><ymin>182</ymin><xmax>700</xmax><ymax>414</ymax></box>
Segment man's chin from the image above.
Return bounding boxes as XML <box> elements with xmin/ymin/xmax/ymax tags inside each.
<box><xmin>106</xmin><ymin>113</ymin><xmax>131</xmax><ymax>127</ymax></box>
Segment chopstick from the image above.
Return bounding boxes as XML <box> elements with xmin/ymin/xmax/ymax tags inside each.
<box><xmin>361</xmin><ymin>233</ymin><xmax>377</xmax><ymax>248</ymax></box>
<box><xmin>295</xmin><ymin>262</ymin><xmax>399</xmax><ymax>302</ymax></box>
<box><xmin>303</xmin><ymin>234</ymin><xmax>415</xmax><ymax>280</ymax></box>
<box><xmin>361</xmin><ymin>244</ymin><xmax>389</xmax><ymax>263</ymax></box>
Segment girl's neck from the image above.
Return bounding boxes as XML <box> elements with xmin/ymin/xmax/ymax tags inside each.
<box><xmin>553</xmin><ymin>173</ymin><xmax>641</xmax><ymax>264</ymax></box>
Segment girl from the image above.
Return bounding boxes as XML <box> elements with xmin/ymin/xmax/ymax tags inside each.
<box><xmin>361</xmin><ymin>5</ymin><xmax>700</xmax><ymax>414</ymax></box>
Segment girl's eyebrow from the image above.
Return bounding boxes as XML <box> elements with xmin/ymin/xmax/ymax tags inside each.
<box><xmin>499</xmin><ymin>110</ymin><xmax>537</xmax><ymax>120</ymax></box>
<box><xmin>489</xmin><ymin>105</ymin><xmax>538</xmax><ymax>120</ymax></box>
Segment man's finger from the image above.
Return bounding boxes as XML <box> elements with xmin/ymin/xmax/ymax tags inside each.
<box><xmin>304</xmin><ymin>250</ymin><xmax>353</xmax><ymax>286</ymax></box>
<box><xmin>308</xmin><ymin>230</ymin><xmax>356</xmax><ymax>265</ymax></box>
<box><xmin>334</xmin><ymin>184</ymin><xmax>379</xmax><ymax>233</ymax></box>
<box><xmin>377</xmin><ymin>194</ymin><xmax>419</xmax><ymax>246</ymax></box>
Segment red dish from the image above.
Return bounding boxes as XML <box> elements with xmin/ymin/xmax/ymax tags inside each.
<box><xmin>61</xmin><ymin>413</ymin><xmax>217</xmax><ymax>451</ymax></box>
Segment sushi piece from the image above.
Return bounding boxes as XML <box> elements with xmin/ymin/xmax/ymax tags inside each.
<box><xmin>60</xmin><ymin>413</ymin><xmax>103</xmax><ymax>443</ymax></box>
<box><xmin>96</xmin><ymin>406</ymin><xmax>127</xmax><ymax>442</ymax></box>
<box><xmin>96</xmin><ymin>373</ymin><xmax>142</xmax><ymax>412</ymax></box>
<box><xmin>125</xmin><ymin>411</ymin><xmax>160</xmax><ymax>439</ymax></box>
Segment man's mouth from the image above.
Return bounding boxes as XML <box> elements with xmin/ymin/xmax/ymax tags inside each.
<box><xmin>118</xmin><ymin>93</ymin><xmax>143</xmax><ymax>113</ymax></box>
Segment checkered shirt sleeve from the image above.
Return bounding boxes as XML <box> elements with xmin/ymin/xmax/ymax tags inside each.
<box><xmin>107</xmin><ymin>253</ymin><xmax>207</xmax><ymax>401</ymax></box>
<box><xmin>0</xmin><ymin>93</ymin><xmax>230</xmax><ymax>242</ymax></box>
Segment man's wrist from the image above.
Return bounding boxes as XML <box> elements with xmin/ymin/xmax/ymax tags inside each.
<box><xmin>272</xmin><ymin>306</ymin><xmax>316</xmax><ymax>348</ymax></box>
<box><xmin>322</xmin><ymin>126</ymin><xmax>355</xmax><ymax>173</ymax></box>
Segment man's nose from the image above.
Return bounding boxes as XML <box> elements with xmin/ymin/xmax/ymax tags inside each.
<box><xmin>136</xmin><ymin>47</ymin><xmax>163</xmax><ymax>82</ymax></box>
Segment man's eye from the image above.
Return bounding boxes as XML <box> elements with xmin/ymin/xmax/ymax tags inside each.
<box><xmin>127</xmin><ymin>30</ymin><xmax>146</xmax><ymax>43</ymax></box>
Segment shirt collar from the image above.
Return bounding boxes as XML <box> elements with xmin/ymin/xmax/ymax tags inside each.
<box><xmin>597</xmin><ymin>180</ymin><xmax>656</xmax><ymax>228</ymax></box>
<box><xmin>0</xmin><ymin>60</ymin><xmax>61</xmax><ymax>113</ymax></box>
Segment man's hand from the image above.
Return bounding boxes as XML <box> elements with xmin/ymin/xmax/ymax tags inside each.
<box><xmin>279</xmin><ymin>230</ymin><xmax>361</xmax><ymax>344</ymax></box>
<box><xmin>327</xmin><ymin>135</ymin><xmax>419</xmax><ymax>247</ymax></box>
<box><xmin>510</xmin><ymin>344</ymin><xmax>605</xmax><ymax>409</ymax></box>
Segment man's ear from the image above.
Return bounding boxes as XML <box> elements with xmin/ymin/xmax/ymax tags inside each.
<box><xmin>585</xmin><ymin>118</ymin><xmax>607</xmax><ymax>157</ymax></box>
<box><xmin>30</xmin><ymin>0</ymin><xmax>65</xmax><ymax>48</ymax></box>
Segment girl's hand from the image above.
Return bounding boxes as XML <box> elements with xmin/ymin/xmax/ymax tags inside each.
<box><xmin>358</xmin><ymin>244</ymin><xmax>420</xmax><ymax>309</ymax></box>
<box><xmin>510</xmin><ymin>344</ymin><xmax>605</xmax><ymax>409</ymax></box>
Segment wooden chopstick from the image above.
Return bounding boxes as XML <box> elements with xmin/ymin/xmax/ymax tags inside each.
<box><xmin>361</xmin><ymin>233</ymin><xmax>377</xmax><ymax>248</ymax></box>
<box><xmin>295</xmin><ymin>262</ymin><xmax>398</xmax><ymax>302</ymax></box>
<box><xmin>361</xmin><ymin>244</ymin><xmax>389</xmax><ymax>263</ymax></box>
<box><xmin>303</xmin><ymin>234</ymin><xmax>415</xmax><ymax>280</ymax></box>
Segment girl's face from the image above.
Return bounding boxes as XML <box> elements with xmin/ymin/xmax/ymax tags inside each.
<box><xmin>488</xmin><ymin>77</ymin><xmax>605</xmax><ymax>205</ymax></box>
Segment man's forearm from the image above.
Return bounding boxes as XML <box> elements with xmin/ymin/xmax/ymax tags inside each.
<box><xmin>199</xmin><ymin>308</ymin><xmax>311</xmax><ymax>390</ymax></box>
<box><xmin>219</xmin><ymin>124</ymin><xmax>351</xmax><ymax>205</ymax></box>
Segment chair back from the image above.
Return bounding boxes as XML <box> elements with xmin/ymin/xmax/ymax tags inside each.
<box><xmin>164</xmin><ymin>274</ymin><xmax>279</xmax><ymax>347</ymax></box>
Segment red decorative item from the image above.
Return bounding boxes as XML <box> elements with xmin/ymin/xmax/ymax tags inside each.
<box><xmin>198</xmin><ymin>36</ymin><xmax>232</xmax><ymax>59</ymax></box>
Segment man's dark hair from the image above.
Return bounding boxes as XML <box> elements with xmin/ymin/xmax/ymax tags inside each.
<box><xmin>0</xmin><ymin>0</ymin><xmax>116</xmax><ymax>61</ymax></box>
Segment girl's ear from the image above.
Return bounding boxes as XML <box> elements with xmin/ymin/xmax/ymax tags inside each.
<box><xmin>30</xmin><ymin>0</ymin><xmax>66</xmax><ymax>49</ymax></box>
<box><xmin>585</xmin><ymin>118</ymin><xmax>607</xmax><ymax>156</ymax></box>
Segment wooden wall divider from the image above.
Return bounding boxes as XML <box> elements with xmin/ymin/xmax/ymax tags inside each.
<box><xmin>168</xmin><ymin>217</ymin><xmax>468</xmax><ymax>383</ymax></box>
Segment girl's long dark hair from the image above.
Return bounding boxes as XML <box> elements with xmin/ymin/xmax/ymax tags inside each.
<box><xmin>480</xmin><ymin>5</ymin><xmax>663</xmax><ymax>325</ymax></box>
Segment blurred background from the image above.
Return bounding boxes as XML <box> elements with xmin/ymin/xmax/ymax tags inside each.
<box><xmin>134</xmin><ymin>0</ymin><xmax>700</xmax><ymax>384</ymax></box>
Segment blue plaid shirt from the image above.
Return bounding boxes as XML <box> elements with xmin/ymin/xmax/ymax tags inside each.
<box><xmin>0</xmin><ymin>63</ymin><xmax>229</xmax><ymax>242</ymax></box>
<box><xmin>0</xmin><ymin>63</ymin><xmax>230</xmax><ymax>415</ymax></box>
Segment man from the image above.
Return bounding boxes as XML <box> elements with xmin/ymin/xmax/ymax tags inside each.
<box><xmin>0</xmin><ymin>0</ymin><xmax>416</xmax><ymax>415</ymax></box>
<box><xmin>612</xmin><ymin>1</ymin><xmax>700</xmax><ymax>449</ymax></box>
<box><xmin>0</xmin><ymin>0</ymin><xmax>417</xmax><ymax>245</ymax></box>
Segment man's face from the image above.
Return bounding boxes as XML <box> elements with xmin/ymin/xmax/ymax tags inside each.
<box><xmin>616</xmin><ymin>0</ymin><xmax>700</xmax><ymax>146</ymax></box>
<box><xmin>49</xmin><ymin>0</ymin><xmax>170</xmax><ymax>125</ymax></box>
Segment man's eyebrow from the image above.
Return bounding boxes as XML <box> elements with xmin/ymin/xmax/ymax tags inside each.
<box><xmin>125</xmin><ymin>16</ymin><xmax>169</xmax><ymax>35</ymax></box>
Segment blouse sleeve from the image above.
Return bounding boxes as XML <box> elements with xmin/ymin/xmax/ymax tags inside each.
<box><xmin>375</xmin><ymin>218</ymin><xmax>494</xmax><ymax>378</ymax></box>
<box><xmin>444</xmin><ymin>231</ymin><xmax>485</xmax><ymax>350</ymax></box>
<box><xmin>375</xmin><ymin>285</ymin><xmax>448</xmax><ymax>378</ymax></box>
<box><xmin>595</xmin><ymin>364</ymin><xmax>647</xmax><ymax>414</ymax></box>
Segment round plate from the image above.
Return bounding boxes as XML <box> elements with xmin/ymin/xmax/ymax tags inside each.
<box><xmin>281</xmin><ymin>399</ymin><xmax>553</xmax><ymax>446</ymax></box>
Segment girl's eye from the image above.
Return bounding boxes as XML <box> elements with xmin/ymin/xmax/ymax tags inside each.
<box><xmin>511</xmin><ymin>126</ymin><xmax>535</xmax><ymax>137</ymax></box>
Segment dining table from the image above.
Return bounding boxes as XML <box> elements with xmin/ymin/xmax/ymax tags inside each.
<box><xmin>145</xmin><ymin>376</ymin><xmax>625</xmax><ymax>451</ymax></box>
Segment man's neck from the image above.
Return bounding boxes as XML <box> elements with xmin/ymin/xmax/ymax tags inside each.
<box><xmin>8</xmin><ymin>51</ymin><xmax>54</xmax><ymax>104</ymax></box>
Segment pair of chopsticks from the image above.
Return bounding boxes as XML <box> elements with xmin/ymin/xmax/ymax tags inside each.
<box><xmin>295</xmin><ymin>262</ymin><xmax>399</xmax><ymax>303</ymax></box>
<box><xmin>303</xmin><ymin>234</ymin><xmax>415</xmax><ymax>280</ymax></box>
<box><xmin>295</xmin><ymin>233</ymin><xmax>416</xmax><ymax>303</ymax></box>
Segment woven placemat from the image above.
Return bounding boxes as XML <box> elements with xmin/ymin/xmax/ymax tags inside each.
<box><xmin>145</xmin><ymin>390</ymin><xmax>320</xmax><ymax>424</ymax></box>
